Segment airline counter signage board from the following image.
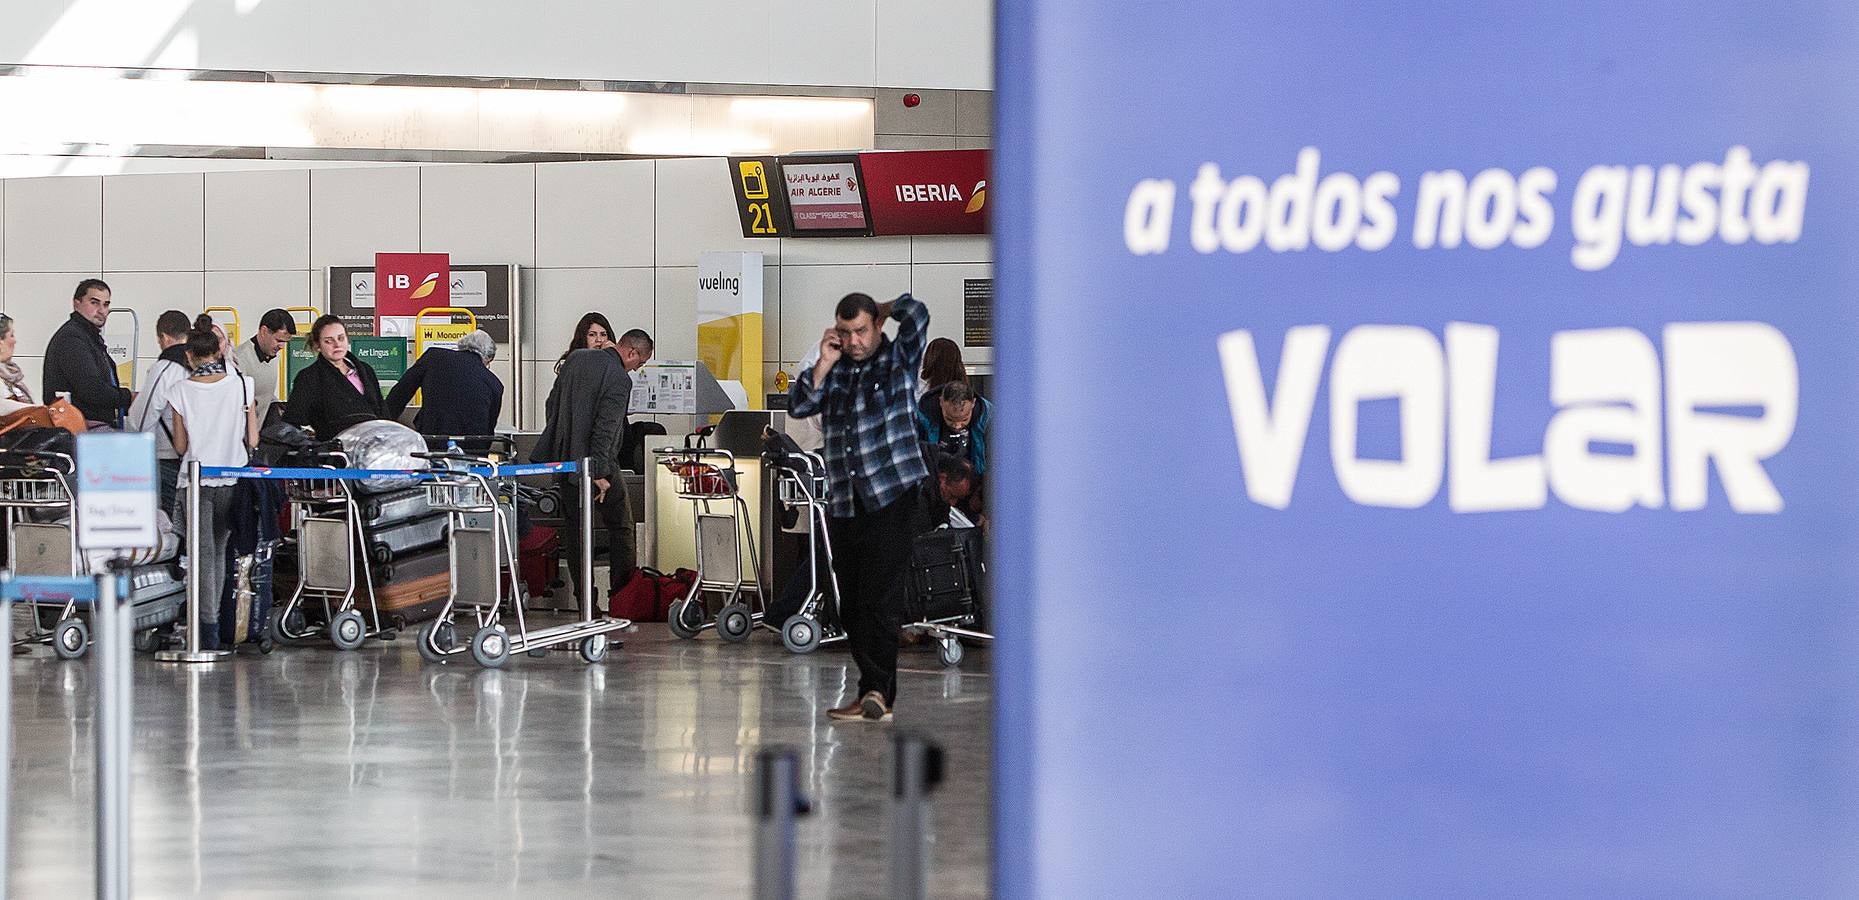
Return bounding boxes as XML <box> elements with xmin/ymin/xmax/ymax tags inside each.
<box><xmin>995</xmin><ymin>2</ymin><xmax>1859</xmax><ymax>897</ymax></box>
<box><xmin>858</xmin><ymin>149</ymin><xmax>990</xmax><ymax>235</ymax></box>
<box><xmin>781</xmin><ymin>155</ymin><xmax>869</xmax><ymax>235</ymax></box>
<box><xmin>727</xmin><ymin>156</ymin><xmax>792</xmax><ymax>238</ymax></box>
<box><xmin>286</xmin><ymin>336</ymin><xmax>408</xmax><ymax>394</ymax></box>
<box><xmin>373</xmin><ymin>252</ymin><xmax>449</xmax><ymax>338</ymax></box>
<box><xmin>328</xmin><ymin>263</ymin><xmax>515</xmax><ymax>343</ymax></box>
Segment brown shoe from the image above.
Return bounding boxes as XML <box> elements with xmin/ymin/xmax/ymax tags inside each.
<box><xmin>859</xmin><ymin>691</ymin><xmax>892</xmax><ymax>722</ymax></box>
<box><xmin>826</xmin><ymin>699</ymin><xmax>866</xmax><ymax>721</ymax></box>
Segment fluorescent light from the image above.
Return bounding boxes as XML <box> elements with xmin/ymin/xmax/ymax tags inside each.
<box><xmin>0</xmin><ymin>72</ymin><xmax>875</xmax><ymax>157</ymax></box>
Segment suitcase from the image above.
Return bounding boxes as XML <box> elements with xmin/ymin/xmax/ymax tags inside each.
<box><xmin>358</xmin><ymin>486</ymin><xmax>434</xmax><ymax>529</ymax></box>
<box><xmin>905</xmin><ymin>527</ymin><xmax>985</xmax><ymax>624</ymax></box>
<box><xmin>371</xmin><ymin>547</ymin><xmax>449</xmax><ymax>585</ymax></box>
<box><xmin>126</xmin><ymin>563</ymin><xmax>186</xmax><ymax>634</ymax></box>
<box><xmin>364</xmin><ymin>513</ymin><xmax>449</xmax><ymax>565</ymax></box>
<box><xmin>519</xmin><ymin>525</ymin><xmax>560</xmax><ymax>598</ymax></box>
<box><xmin>374</xmin><ymin>571</ymin><xmax>452</xmax><ymax>629</ymax></box>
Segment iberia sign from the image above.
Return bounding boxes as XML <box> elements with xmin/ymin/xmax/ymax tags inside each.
<box><xmin>858</xmin><ymin>149</ymin><xmax>990</xmax><ymax>236</ymax></box>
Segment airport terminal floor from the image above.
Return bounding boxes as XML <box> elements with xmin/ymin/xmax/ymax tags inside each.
<box><xmin>6</xmin><ymin>618</ymin><xmax>991</xmax><ymax>897</ymax></box>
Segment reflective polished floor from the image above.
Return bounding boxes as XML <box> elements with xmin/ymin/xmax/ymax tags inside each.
<box><xmin>6</xmin><ymin>621</ymin><xmax>991</xmax><ymax>897</ymax></box>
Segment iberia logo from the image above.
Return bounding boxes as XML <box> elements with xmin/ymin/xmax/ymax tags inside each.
<box><xmin>410</xmin><ymin>272</ymin><xmax>441</xmax><ymax>301</ymax></box>
<box><xmin>965</xmin><ymin>180</ymin><xmax>987</xmax><ymax>214</ymax></box>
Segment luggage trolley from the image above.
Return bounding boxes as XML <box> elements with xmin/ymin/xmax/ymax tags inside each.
<box><xmin>761</xmin><ymin>426</ymin><xmax>846</xmax><ymax>654</ymax></box>
<box><xmin>901</xmin><ymin>525</ymin><xmax>993</xmax><ymax>668</ymax></box>
<box><xmin>414</xmin><ymin>451</ymin><xmax>625</xmax><ymax>668</ymax></box>
<box><xmin>0</xmin><ymin>448</ymin><xmax>91</xmax><ymax>658</ymax></box>
<box><xmin>656</xmin><ymin>436</ymin><xmax>765</xmax><ymax>643</ymax></box>
<box><xmin>271</xmin><ymin>449</ymin><xmax>387</xmax><ymax>650</ymax></box>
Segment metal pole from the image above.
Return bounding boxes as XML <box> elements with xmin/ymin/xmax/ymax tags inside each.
<box><xmin>93</xmin><ymin>570</ymin><xmax>131</xmax><ymax>899</ymax></box>
<box><xmin>0</xmin><ymin>584</ymin><xmax>10</xmax><ymax>900</ymax></box>
<box><xmin>889</xmin><ymin>734</ymin><xmax>946</xmax><ymax>900</ymax></box>
<box><xmin>753</xmin><ymin>747</ymin><xmax>809</xmax><ymax>900</ymax></box>
<box><xmin>579</xmin><ymin>459</ymin><xmax>594</xmax><ymax>623</ymax></box>
<box><xmin>156</xmin><ymin>460</ymin><xmax>229</xmax><ymax>663</ymax></box>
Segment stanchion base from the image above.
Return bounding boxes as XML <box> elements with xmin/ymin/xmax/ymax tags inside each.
<box><xmin>153</xmin><ymin>649</ymin><xmax>234</xmax><ymax>663</ymax></box>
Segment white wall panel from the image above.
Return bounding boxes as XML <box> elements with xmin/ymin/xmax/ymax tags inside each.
<box><xmin>522</xmin><ymin>361</ymin><xmax>556</xmax><ymax>430</ymax></box>
<box><xmin>204</xmin><ymin>271</ymin><xmax>315</xmax><ymax>344</ymax></box>
<box><xmin>777</xmin><ymin>264</ymin><xmax>912</xmax><ymax>362</ymax></box>
<box><xmin>419</xmin><ymin>165</ymin><xmax>537</xmax><ymax>267</ymax></box>
<box><xmin>104</xmin><ymin>271</ymin><xmax>203</xmax><ymax>358</ymax></box>
<box><xmin>104</xmin><ymin>173</ymin><xmax>203</xmax><ymax>272</ymax></box>
<box><xmin>911</xmin><ymin>234</ymin><xmax>992</xmax><ymax>264</ymax></box>
<box><xmin>5</xmin><ymin>177</ymin><xmax>100</xmax><ymax>273</ymax></box>
<box><xmin>206</xmin><ymin>170</ymin><xmax>310</xmax><ymax>271</ymax></box>
<box><xmin>876</xmin><ymin>0</ymin><xmax>994</xmax><ymax>89</ymax></box>
<box><xmin>779</xmin><ymin>235</ymin><xmax>912</xmax><ymax>267</ymax></box>
<box><xmin>535</xmin><ymin>161</ymin><xmax>656</xmax><ymax>269</ymax></box>
<box><xmin>528</xmin><ymin>268</ymin><xmax>655</xmax><ymax>366</ymax></box>
<box><xmin>905</xmin><ymin>262</ymin><xmax>990</xmax><ymax>347</ymax></box>
<box><xmin>653</xmin><ymin>268</ymin><xmax>699</xmax><ymax>362</ymax></box>
<box><xmin>0</xmin><ymin>1</ymin><xmax>985</xmax><ymax>90</ymax></box>
<box><xmin>3</xmin><ymin>272</ymin><xmax>88</xmax><ymax>348</ymax></box>
<box><xmin>654</xmin><ymin>158</ymin><xmax>780</xmax><ymax>268</ymax></box>
<box><xmin>310</xmin><ymin>168</ymin><xmax>420</xmax><ymax>270</ymax></box>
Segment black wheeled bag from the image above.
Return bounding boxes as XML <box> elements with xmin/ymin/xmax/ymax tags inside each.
<box><xmin>905</xmin><ymin>527</ymin><xmax>985</xmax><ymax>624</ymax></box>
<box><xmin>364</xmin><ymin>513</ymin><xmax>449</xmax><ymax>565</ymax></box>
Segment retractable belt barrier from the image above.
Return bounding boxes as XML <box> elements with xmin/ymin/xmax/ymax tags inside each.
<box><xmin>199</xmin><ymin>461</ymin><xmax>578</xmax><ymax>481</ymax></box>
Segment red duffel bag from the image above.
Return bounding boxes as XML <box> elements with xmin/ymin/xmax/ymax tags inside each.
<box><xmin>609</xmin><ymin>567</ymin><xmax>698</xmax><ymax>622</ymax></box>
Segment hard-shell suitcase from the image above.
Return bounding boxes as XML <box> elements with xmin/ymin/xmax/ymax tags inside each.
<box><xmin>364</xmin><ymin>513</ymin><xmax>448</xmax><ymax>565</ymax></box>
<box><xmin>358</xmin><ymin>486</ymin><xmax>434</xmax><ymax>529</ymax></box>
<box><xmin>126</xmin><ymin>563</ymin><xmax>186</xmax><ymax>634</ymax></box>
<box><xmin>906</xmin><ymin>527</ymin><xmax>985</xmax><ymax>624</ymax></box>
<box><xmin>375</xmin><ymin>571</ymin><xmax>452</xmax><ymax>629</ymax></box>
<box><xmin>371</xmin><ymin>547</ymin><xmax>449</xmax><ymax>585</ymax></box>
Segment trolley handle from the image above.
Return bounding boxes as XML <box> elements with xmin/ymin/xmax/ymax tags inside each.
<box><xmin>420</xmin><ymin>433</ymin><xmax>516</xmax><ymax>458</ymax></box>
<box><xmin>684</xmin><ymin>424</ymin><xmax>718</xmax><ymax>450</ymax></box>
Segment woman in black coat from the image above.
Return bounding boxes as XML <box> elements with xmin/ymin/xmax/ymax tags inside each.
<box><xmin>282</xmin><ymin>315</ymin><xmax>385</xmax><ymax>438</ymax></box>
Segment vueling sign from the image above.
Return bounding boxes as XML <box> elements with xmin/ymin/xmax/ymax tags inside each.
<box><xmin>1218</xmin><ymin>322</ymin><xmax>1797</xmax><ymax>513</ymax></box>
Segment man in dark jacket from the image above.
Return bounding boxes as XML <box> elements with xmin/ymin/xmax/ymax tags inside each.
<box><xmin>535</xmin><ymin>328</ymin><xmax>653</xmax><ymax>595</ymax></box>
<box><xmin>43</xmin><ymin>278</ymin><xmax>131</xmax><ymax>427</ymax></box>
<box><xmin>383</xmin><ymin>330</ymin><xmax>503</xmax><ymax>437</ymax></box>
<box><xmin>916</xmin><ymin>380</ymin><xmax>991</xmax><ymax>476</ymax></box>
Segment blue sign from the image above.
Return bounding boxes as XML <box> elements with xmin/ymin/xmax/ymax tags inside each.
<box><xmin>994</xmin><ymin>4</ymin><xmax>1856</xmax><ymax>896</ymax></box>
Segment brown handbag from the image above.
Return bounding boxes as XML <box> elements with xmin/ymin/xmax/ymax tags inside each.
<box><xmin>46</xmin><ymin>398</ymin><xmax>85</xmax><ymax>434</ymax></box>
<box><xmin>0</xmin><ymin>398</ymin><xmax>88</xmax><ymax>436</ymax></box>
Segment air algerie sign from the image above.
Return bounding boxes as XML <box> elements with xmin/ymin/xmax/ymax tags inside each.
<box><xmin>857</xmin><ymin>149</ymin><xmax>991</xmax><ymax>236</ymax></box>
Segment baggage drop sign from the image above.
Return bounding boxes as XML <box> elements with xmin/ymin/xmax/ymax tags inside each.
<box><xmin>76</xmin><ymin>432</ymin><xmax>157</xmax><ymax>550</ymax></box>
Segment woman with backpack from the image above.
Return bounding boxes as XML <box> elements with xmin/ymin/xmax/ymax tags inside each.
<box><xmin>168</xmin><ymin>315</ymin><xmax>258</xmax><ymax>651</ymax></box>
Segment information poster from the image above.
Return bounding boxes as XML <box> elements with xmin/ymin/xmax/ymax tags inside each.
<box><xmin>962</xmin><ymin>278</ymin><xmax>992</xmax><ymax>347</ymax></box>
<box><xmin>995</xmin><ymin>3</ymin><xmax>1859</xmax><ymax>896</ymax></box>
<box><xmin>629</xmin><ymin>361</ymin><xmax>697</xmax><ymax>414</ymax></box>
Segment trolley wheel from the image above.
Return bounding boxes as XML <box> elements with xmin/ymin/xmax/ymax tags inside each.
<box><xmin>781</xmin><ymin>614</ymin><xmax>822</xmax><ymax>655</ymax></box>
<box><xmin>667</xmin><ymin>597</ymin><xmax>704</xmax><ymax>640</ymax></box>
<box><xmin>328</xmin><ymin>610</ymin><xmax>367</xmax><ymax>651</ymax></box>
<box><xmin>579</xmin><ymin>634</ymin><xmax>609</xmax><ymax>663</ymax></box>
<box><xmin>255</xmin><ymin>637</ymin><xmax>276</xmax><ymax>655</ymax></box>
<box><xmin>52</xmin><ymin>618</ymin><xmax>89</xmax><ymax>660</ymax></box>
<box><xmin>132</xmin><ymin>628</ymin><xmax>161</xmax><ymax>654</ymax></box>
<box><xmin>717</xmin><ymin>603</ymin><xmax>753</xmax><ymax>643</ymax></box>
<box><xmin>417</xmin><ymin>620</ymin><xmax>456</xmax><ymax>663</ymax></box>
<box><xmin>470</xmin><ymin>625</ymin><xmax>510</xmax><ymax>669</ymax></box>
<box><xmin>527</xmin><ymin>646</ymin><xmax>549</xmax><ymax>658</ymax></box>
<box><xmin>281</xmin><ymin>607</ymin><xmax>308</xmax><ymax>639</ymax></box>
<box><xmin>937</xmin><ymin>636</ymin><xmax>964</xmax><ymax>668</ymax></box>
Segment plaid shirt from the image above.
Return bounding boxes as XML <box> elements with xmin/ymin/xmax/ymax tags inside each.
<box><xmin>789</xmin><ymin>294</ymin><xmax>930</xmax><ymax>518</ymax></box>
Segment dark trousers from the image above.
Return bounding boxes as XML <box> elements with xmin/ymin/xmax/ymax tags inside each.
<box><xmin>158</xmin><ymin>458</ymin><xmax>181</xmax><ymax>518</ymax></box>
<box><xmin>827</xmin><ymin>488</ymin><xmax>919</xmax><ymax>705</ymax></box>
<box><xmin>561</xmin><ymin>474</ymin><xmax>635</xmax><ymax>596</ymax></box>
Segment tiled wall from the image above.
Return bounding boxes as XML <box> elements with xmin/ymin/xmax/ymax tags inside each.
<box><xmin>0</xmin><ymin>159</ymin><xmax>992</xmax><ymax>431</ymax></box>
<box><xmin>874</xmin><ymin>89</ymin><xmax>992</xmax><ymax>151</ymax></box>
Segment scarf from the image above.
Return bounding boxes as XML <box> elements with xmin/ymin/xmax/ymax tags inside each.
<box><xmin>0</xmin><ymin>359</ymin><xmax>30</xmax><ymax>403</ymax></box>
<box><xmin>191</xmin><ymin>361</ymin><xmax>228</xmax><ymax>377</ymax></box>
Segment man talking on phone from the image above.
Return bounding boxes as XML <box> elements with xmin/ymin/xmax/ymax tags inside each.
<box><xmin>789</xmin><ymin>291</ymin><xmax>930</xmax><ymax>722</ymax></box>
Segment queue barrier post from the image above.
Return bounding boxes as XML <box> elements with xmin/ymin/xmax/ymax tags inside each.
<box><xmin>889</xmin><ymin>733</ymin><xmax>946</xmax><ymax>900</ymax></box>
<box><xmin>752</xmin><ymin>746</ymin><xmax>811</xmax><ymax>900</ymax></box>
<box><xmin>155</xmin><ymin>460</ymin><xmax>231</xmax><ymax>664</ymax></box>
